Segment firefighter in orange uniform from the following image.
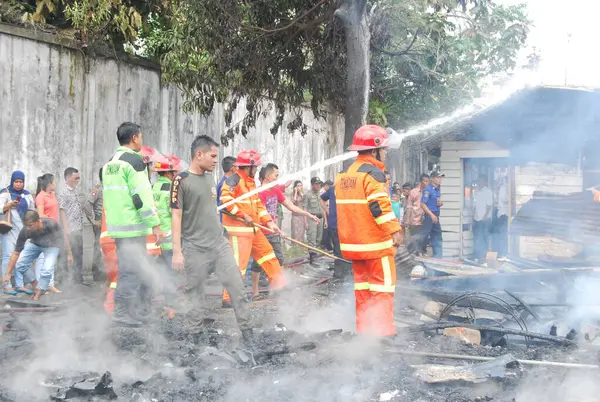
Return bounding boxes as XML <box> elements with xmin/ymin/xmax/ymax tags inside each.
<box><xmin>335</xmin><ymin>125</ymin><xmax>403</xmax><ymax>337</ymax></box>
<box><xmin>100</xmin><ymin>207</ymin><xmax>118</xmax><ymax>314</ymax></box>
<box><xmin>219</xmin><ymin>149</ymin><xmax>288</xmax><ymax>307</ymax></box>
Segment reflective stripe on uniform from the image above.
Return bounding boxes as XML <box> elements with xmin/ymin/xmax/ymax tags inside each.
<box><xmin>340</xmin><ymin>239</ymin><xmax>394</xmax><ymax>252</ymax></box>
<box><xmin>375</xmin><ymin>212</ymin><xmax>397</xmax><ymax>225</ymax></box>
<box><xmin>259</xmin><ymin>210</ymin><xmax>269</xmax><ymax>217</ymax></box>
<box><xmin>366</xmin><ymin>192</ymin><xmax>389</xmax><ymax>201</ymax></box>
<box><xmin>109</xmin><ymin>282</ymin><xmax>117</xmax><ymax>289</ymax></box>
<box><xmin>256</xmin><ymin>253</ymin><xmax>276</xmax><ymax>265</ymax></box>
<box><xmin>230</xmin><ymin>206</ymin><xmax>240</xmax><ymax>215</ymax></box>
<box><xmin>381</xmin><ymin>256</ymin><xmax>392</xmax><ymax>287</ymax></box>
<box><xmin>223</xmin><ymin>226</ymin><xmax>255</xmax><ymax>233</ymax></box>
<box><xmin>231</xmin><ymin>236</ymin><xmax>240</xmax><ymax>266</ymax></box>
<box><xmin>131</xmin><ymin>184</ymin><xmax>151</xmax><ymax>194</ymax></box>
<box><xmin>336</xmin><ymin>199</ymin><xmax>368</xmax><ymax>204</ymax></box>
<box><xmin>139</xmin><ymin>208</ymin><xmax>158</xmax><ymax>218</ymax></box>
<box><xmin>369</xmin><ymin>284</ymin><xmax>395</xmax><ymax>293</ymax></box>
<box><xmin>100</xmin><ymin>232</ymin><xmax>108</xmax><ymax>238</ymax></box>
<box><xmin>146</xmin><ymin>243</ymin><xmax>160</xmax><ymax>250</ymax></box>
<box><xmin>157</xmin><ymin>209</ymin><xmax>170</xmax><ymax>213</ymax></box>
<box><xmin>107</xmin><ymin>223</ymin><xmax>148</xmax><ymax>232</ymax></box>
<box><xmin>104</xmin><ymin>185</ymin><xmax>129</xmax><ymax>191</ymax></box>
<box><xmin>354</xmin><ymin>282</ymin><xmax>370</xmax><ymax>291</ymax></box>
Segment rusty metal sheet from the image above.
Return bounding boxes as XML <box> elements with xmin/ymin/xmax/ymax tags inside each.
<box><xmin>511</xmin><ymin>189</ymin><xmax>600</xmax><ymax>245</ymax></box>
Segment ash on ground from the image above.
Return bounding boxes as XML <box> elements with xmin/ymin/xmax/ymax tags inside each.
<box><xmin>1</xmin><ymin>275</ymin><xmax>600</xmax><ymax>402</ymax></box>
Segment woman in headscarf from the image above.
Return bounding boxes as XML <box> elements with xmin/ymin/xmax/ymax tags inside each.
<box><xmin>0</xmin><ymin>171</ymin><xmax>35</xmax><ymax>295</ymax></box>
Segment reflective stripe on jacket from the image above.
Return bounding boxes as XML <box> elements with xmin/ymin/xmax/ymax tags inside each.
<box><xmin>102</xmin><ymin>146</ymin><xmax>160</xmax><ymax>238</ymax></box>
<box><xmin>152</xmin><ymin>176</ymin><xmax>173</xmax><ymax>250</ymax></box>
<box><xmin>220</xmin><ymin>170</ymin><xmax>272</xmax><ymax>237</ymax></box>
<box><xmin>335</xmin><ymin>154</ymin><xmax>402</xmax><ymax>260</ymax></box>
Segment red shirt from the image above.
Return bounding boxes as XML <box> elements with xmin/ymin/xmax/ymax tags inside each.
<box><xmin>35</xmin><ymin>190</ymin><xmax>59</xmax><ymax>222</ymax></box>
<box><xmin>258</xmin><ymin>185</ymin><xmax>286</xmax><ymax>234</ymax></box>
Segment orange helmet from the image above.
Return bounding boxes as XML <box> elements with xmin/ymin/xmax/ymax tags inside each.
<box><xmin>154</xmin><ymin>154</ymin><xmax>183</xmax><ymax>172</ymax></box>
<box><xmin>233</xmin><ymin>149</ymin><xmax>262</xmax><ymax>167</ymax></box>
<box><xmin>347</xmin><ymin>125</ymin><xmax>389</xmax><ymax>151</ymax></box>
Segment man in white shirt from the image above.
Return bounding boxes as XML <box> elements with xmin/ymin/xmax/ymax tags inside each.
<box><xmin>473</xmin><ymin>175</ymin><xmax>493</xmax><ymax>262</ymax></box>
<box><xmin>494</xmin><ymin>176</ymin><xmax>509</xmax><ymax>260</ymax></box>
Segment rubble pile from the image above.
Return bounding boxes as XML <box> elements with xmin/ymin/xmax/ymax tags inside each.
<box><xmin>3</xmin><ymin>256</ymin><xmax>600</xmax><ymax>401</ymax></box>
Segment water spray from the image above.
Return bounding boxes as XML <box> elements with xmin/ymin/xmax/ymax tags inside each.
<box><xmin>217</xmin><ymin>151</ymin><xmax>359</xmax><ymax>212</ymax></box>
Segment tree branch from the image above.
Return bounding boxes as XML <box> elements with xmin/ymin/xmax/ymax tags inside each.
<box><xmin>371</xmin><ymin>29</ymin><xmax>420</xmax><ymax>57</ymax></box>
<box><xmin>241</xmin><ymin>0</ymin><xmax>330</xmax><ymax>33</ymax></box>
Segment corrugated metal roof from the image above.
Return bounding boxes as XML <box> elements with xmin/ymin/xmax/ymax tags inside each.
<box><xmin>510</xmin><ymin>189</ymin><xmax>600</xmax><ymax>244</ymax></box>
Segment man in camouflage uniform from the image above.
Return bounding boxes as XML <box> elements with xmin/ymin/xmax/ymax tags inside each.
<box><xmin>83</xmin><ymin>168</ymin><xmax>105</xmax><ymax>282</ymax></box>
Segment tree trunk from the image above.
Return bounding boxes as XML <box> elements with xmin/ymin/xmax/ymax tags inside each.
<box><xmin>336</xmin><ymin>0</ymin><xmax>370</xmax><ymax>158</ymax></box>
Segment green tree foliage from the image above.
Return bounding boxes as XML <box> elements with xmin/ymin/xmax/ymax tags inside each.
<box><xmin>145</xmin><ymin>0</ymin><xmax>529</xmax><ymax>143</ymax></box>
<box><xmin>3</xmin><ymin>0</ymin><xmax>169</xmax><ymax>49</ymax></box>
<box><xmin>370</xmin><ymin>0</ymin><xmax>530</xmax><ymax>128</ymax></box>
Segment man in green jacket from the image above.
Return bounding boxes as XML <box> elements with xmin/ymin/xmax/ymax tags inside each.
<box><xmin>102</xmin><ymin>122</ymin><xmax>165</xmax><ymax>327</ymax></box>
<box><xmin>152</xmin><ymin>154</ymin><xmax>182</xmax><ymax>318</ymax></box>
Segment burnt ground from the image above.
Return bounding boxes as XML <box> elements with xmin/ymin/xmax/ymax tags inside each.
<box><xmin>1</xmin><ymin>264</ymin><xmax>600</xmax><ymax>402</ymax></box>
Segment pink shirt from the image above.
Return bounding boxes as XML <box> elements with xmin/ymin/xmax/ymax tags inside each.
<box><xmin>404</xmin><ymin>187</ymin><xmax>424</xmax><ymax>227</ymax></box>
<box><xmin>258</xmin><ymin>186</ymin><xmax>286</xmax><ymax>234</ymax></box>
<box><xmin>35</xmin><ymin>190</ymin><xmax>59</xmax><ymax>222</ymax></box>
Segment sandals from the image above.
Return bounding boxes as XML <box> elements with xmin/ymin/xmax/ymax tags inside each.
<box><xmin>3</xmin><ymin>288</ymin><xmax>17</xmax><ymax>296</ymax></box>
<box><xmin>15</xmin><ymin>288</ymin><xmax>34</xmax><ymax>295</ymax></box>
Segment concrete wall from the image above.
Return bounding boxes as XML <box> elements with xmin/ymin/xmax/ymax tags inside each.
<box><xmin>0</xmin><ymin>24</ymin><xmax>344</xmax><ymax>270</ymax></box>
<box><xmin>514</xmin><ymin>163</ymin><xmax>583</xmax><ymax>259</ymax></box>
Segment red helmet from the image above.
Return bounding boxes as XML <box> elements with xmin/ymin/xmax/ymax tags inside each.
<box><xmin>347</xmin><ymin>125</ymin><xmax>389</xmax><ymax>151</ymax></box>
<box><xmin>154</xmin><ymin>154</ymin><xmax>183</xmax><ymax>172</ymax></box>
<box><xmin>233</xmin><ymin>149</ymin><xmax>262</xmax><ymax>167</ymax></box>
<box><xmin>140</xmin><ymin>146</ymin><xmax>157</xmax><ymax>164</ymax></box>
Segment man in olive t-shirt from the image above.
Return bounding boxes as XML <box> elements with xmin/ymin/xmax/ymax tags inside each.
<box><xmin>170</xmin><ymin>135</ymin><xmax>253</xmax><ymax>343</ymax></box>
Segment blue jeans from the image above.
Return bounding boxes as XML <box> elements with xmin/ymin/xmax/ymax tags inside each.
<box><xmin>422</xmin><ymin>213</ymin><xmax>443</xmax><ymax>258</ymax></box>
<box><xmin>34</xmin><ymin>254</ymin><xmax>56</xmax><ymax>287</ymax></box>
<box><xmin>15</xmin><ymin>242</ymin><xmax>60</xmax><ymax>290</ymax></box>
<box><xmin>2</xmin><ymin>231</ymin><xmax>17</xmax><ymax>282</ymax></box>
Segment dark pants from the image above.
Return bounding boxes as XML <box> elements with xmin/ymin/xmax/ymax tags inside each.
<box><xmin>321</xmin><ymin>227</ymin><xmax>333</xmax><ymax>251</ymax></box>
<box><xmin>157</xmin><ymin>249</ymin><xmax>178</xmax><ymax>308</ymax></box>
<box><xmin>183</xmin><ymin>240</ymin><xmax>251</xmax><ymax>333</ymax></box>
<box><xmin>114</xmin><ymin>237</ymin><xmax>153</xmax><ymax>324</ymax></box>
<box><xmin>69</xmin><ymin>231</ymin><xmax>84</xmax><ymax>283</ymax></box>
<box><xmin>422</xmin><ymin>213</ymin><xmax>442</xmax><ymax>259</ymax></box>
<box><xmin>493</xmin><ymin>215</ymin><xmax>508</xmax><ymax>258</ymax></box>
<box><xmin>407</xmin><ymin>226</ymin><xmax>425</xmax><ymax>254</ymax></box>
<box><xmin>330</xmin><ymin>228</ymin><xmax>351</xmax><ymax>278</ymax></box>
<box><xmin>251</xmin><ymin>234</ymin><xmax>284</xmax><ymax>272</ymax></box>
<box><xmin>473</xmin><ymin>219</ymin><xmax>491</xmax><ymax>260</ymax></box>
<box><xmin>91</xmin><ymin>225</ymin><xmax>104</xmax><ymax>280</ymax></box>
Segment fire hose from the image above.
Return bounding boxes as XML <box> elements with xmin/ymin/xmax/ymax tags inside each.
<box><xmin>220</xmin><ymin>210</ymin><xmax>351</xmax><ymax>264</ymax></box>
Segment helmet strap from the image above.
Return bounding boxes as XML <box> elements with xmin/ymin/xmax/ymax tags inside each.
<box><xmin>375</xmin><ymin>148</ymin><xmax>382</xmax><ymax>162</ymax></box>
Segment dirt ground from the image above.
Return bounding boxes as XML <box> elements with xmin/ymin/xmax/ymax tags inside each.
<box><xmin>1</xmin><ymin>265</ymin><xmax>600</xmax><ymax>402</ymax></box>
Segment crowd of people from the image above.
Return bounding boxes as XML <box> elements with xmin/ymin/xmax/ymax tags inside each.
<box><xmin>0</xmin><ymin>122</ymin><xmax>472</xmax><ymax>344</ymax></box>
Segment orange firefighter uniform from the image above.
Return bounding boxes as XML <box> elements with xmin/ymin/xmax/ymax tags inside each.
<box><xmin>335</xmin><ymin>125</ymin><xmax>403</xmax><ymax>337</ymax></box>
<box><xmin>220</xmin><ymin>150</ymin><xmax>287</xmax><ymax>302</ymax></box>
<box><xmin>99</xmin><ymin>209</ymin><xmax>118</xmax><ymax>314</ymax></box>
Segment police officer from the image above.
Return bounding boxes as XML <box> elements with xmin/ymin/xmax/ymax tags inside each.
<box><xmin>304</xmin><ymin>177</ymin><xmax>325</xmax><ymax>264</ymax></box>
<box><xmin>420</xmin><ymin>171</ymin><xmax>444</xmax><ymax>258</ymax></box>
<box><xmin>83</xmin><ymin>168</ymin><xmax>104</xmax><ymax>281</ymax></box>
<box><xmin>102</xmin><ymin>122</ymin><xmax>165</xmax><ymax>328</ymax></box>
